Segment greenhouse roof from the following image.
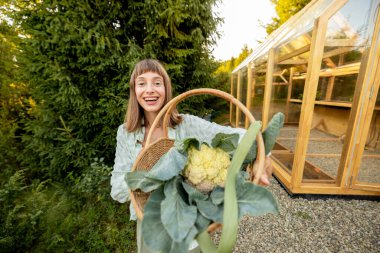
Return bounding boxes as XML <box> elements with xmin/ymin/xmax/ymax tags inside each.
<box><xmin>232</xmin><ymin>0</ymin><xmax>336</xmax><ymax>73</ymax></box>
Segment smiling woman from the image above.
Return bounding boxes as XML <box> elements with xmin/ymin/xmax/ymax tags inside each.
<box><xmin>110</xmin><ymin>59</ymin><xmax>274</xmax><ymax>253</ymax></box>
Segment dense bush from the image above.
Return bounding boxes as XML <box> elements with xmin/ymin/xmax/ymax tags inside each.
<box><xmin>0</xmin><ymin>162</ymin><xmax>136</xmax><ymax>252</ymax></box>
<box><xmin>12</xmin><ymin>0</ymin><xmax>222</xmax><ymax>180</ymax></box>
<box><xmin>0</xmin><ymin>0</ymin><xmax>224</xmax><ymax>251</ymax></box>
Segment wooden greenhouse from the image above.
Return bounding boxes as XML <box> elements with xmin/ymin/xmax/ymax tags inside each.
<box><xmin>230</xmin><ymin>0</ymin><xmax>380</xmax><ymax>196</ymax></box>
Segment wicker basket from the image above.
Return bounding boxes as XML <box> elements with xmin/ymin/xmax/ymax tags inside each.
<box><xmin>129</xmin><ymin>88</ymin><xmax>265</xmax><ymax>232</ymax></box>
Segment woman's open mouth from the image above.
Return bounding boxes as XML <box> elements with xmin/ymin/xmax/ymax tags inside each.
<box><xmin>144</xmin><ymin>97</ymin><xmax>159</xmax><ymax>105</ymax></box>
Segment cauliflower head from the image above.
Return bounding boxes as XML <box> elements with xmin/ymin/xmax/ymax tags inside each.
<box><xmin>183</xmin><ymin>144</ymin><xmax>231</xmax><ymax>193</ymax></box>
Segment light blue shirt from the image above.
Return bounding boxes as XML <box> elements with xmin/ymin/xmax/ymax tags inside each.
<box><xmin>110</xmin><ymin>114</ymin><xmax>246</xmax><ymax>220</ymax></box>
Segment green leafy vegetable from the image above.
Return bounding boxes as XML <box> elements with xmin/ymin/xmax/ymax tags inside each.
<box><xmin>126</xmin><ymin>147</ymin><xmax>187</xmax><ymax>194</ymax></box>
<box><xmin>125</xmin><ymin>171</ymin><xmax>163</xmax><ymax>192</ymax></box>
<box><xmin>182</xmin><ymin>138</ymin><xmax>201</xmax><ymax>151</ymax></box>
<box><xmin>217</xmin><ymin>121</ymin><xmax>263</xmax><ymax>253</ymax></box>
<box><xmin>194</xmin><ymin>212</ymin><xmax>211</xmax><ymax>232</ymax></box>
<box><xmin>211</xmin><ymin>132</ymin><xmax>240</xmax><ymax>154</ymax></box>
<box><xmin>132</xmin><ymin>119</ymin><xmax>282</xmax><ymax>253</ymax></box>
<box><xmin>263</xmin><ymin>112</ymin><xmax>285</xmax><ymax>155</ymax></box>
<box><xmin>142</xmin><ymin>186</ymin><xmax>196</xmax><ymax>253</ymax></box>
<box><xmin>210</xmin><ymin>186</ymin><xmax>224</xmax><ymax>205</ymax></box>
<box><xmin>182</xmin><ymin>181</ymin><xmax>208</xmax><ymax>204</ymax></box>
<box><xmin>161</xmin><ymin>178</ymin><xmax>197</xmax><ymax>242</ymax></box>
<box><xmin>147</xmin><ymin>147</ymin><xmax>187</xmax><ymax>181</ymax></box>
<box><xmin>236</xmin><ymin>173</ymin><xmax>279</xmax><ymax>219</ymax></box>
<box><xmin>195</xmin><ymin>199</ymin><xmax>223</xmax><ymax>223</ymax></box>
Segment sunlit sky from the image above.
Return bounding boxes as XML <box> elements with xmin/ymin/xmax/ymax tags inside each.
<box><xmin>211</xmin><ymin>0</ymin><xmax>276</xmax><ymax>61</ymax></box>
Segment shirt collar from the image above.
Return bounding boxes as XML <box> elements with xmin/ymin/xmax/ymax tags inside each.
<box><xmin>135</xmin><ymin>117</ymin><xmax>176</xmax><ymax>144</ymax></box>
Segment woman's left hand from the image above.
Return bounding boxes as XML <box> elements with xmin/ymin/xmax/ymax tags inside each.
<box><xmin>257</xmin><ymin>156</ymin><xmax>273</xmax><ymax>186</ymax></box>
<box><xmin>248</xmin><ymin>156</ymin><xmax>273</xmax><ymax>186</ymax></box>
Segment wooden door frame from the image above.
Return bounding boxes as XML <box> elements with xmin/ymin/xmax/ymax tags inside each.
<box><xmin>291</xmin><ymin>0</ymin><xmax>348</xmax><ymax>189</ymax></box>
<box><xmin>340</xmin><ymin>5</ymin><xmax>380</xmax><ymax>191</ymax></box>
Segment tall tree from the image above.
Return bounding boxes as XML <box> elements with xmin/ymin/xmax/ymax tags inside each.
<box><xmin>265</xmin><ymin>0</ymin><xmax>312</xmax><ymax>34</ymax></box>
<box><xmin>8</xmin><ymin>0</ymin><xmax>221</xmax><ymax>180</ymax></box>
<box><xmin>0</xmin><ymin>19</ymin><xmax>29</xmax><ymax>181</ymax></box>
<box><xmin>214</xmin><ymin>44</ymin><xmax>253</xmax><ymax>85</ymax></box>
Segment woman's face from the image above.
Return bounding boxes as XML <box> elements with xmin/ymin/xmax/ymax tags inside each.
<box><xmin>135</xmin><ymin>71</ymin><xmax>166</xmax><ymax>116</ymax></box>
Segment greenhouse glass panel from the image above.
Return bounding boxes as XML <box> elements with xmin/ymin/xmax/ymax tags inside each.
<box><xmin>238</xmin><ymin>67</ymin><xmax>248</xmax><ymax>127</ymax></box>
<box><xmin>330</xmin><ymin>74</ymin><xmax>357</xmax><ymax>102</ymax></box>
<box><xmin>303</xmin><ymin>0</ymin><xmax>374</xmax><ymax>182</ymax></box>
<box><xmin>231</xmin><ymin>74</ymin><xmax>237</xmax><ymax>126</ymax></box>
<box><xmin>269</xmin><ymin>32</ymin><xmax>310</xmax><ymax>173</ymax></box>
<box><xmin>250</xmin><ymin>62</ymin><xmax>266</xmax><ymax>121</ymax></box>
<box><xmin>233</xmin><ymin>0</ymin><xmax>334</xmax><ymax>74</ymax></box>
<box><xmin>354</xmin><ymin>83</ymin><xmax>380</xmax><ymax>184</ymax></box>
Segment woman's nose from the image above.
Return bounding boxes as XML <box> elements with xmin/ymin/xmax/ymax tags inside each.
<box><xmin>145</xmin><ymin>82</ymin><xmax>154</xmax><ymax>92</ymax></box>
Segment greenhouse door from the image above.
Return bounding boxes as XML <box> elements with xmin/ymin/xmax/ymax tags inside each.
<box><xmin>343</xmin><ymin>4</ymin><xmax>380</xmax><ymax>193</ymax></box>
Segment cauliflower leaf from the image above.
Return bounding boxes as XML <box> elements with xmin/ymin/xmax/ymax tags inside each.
<box><xmin>263</xmin><ymin>112</ymin><xmax>285</xmax><ymax>155</ymax></box>
<box><xmin>211</xmin><ymin>132</ymin><xmax>239</xmax><ymax>154</ymax></box>
<box><xmin>161</xmin><ymin>178</ymin><xmax>197</xmax><ymax>242</ymax></box>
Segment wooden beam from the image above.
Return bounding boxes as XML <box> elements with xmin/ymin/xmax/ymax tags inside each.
<box><xmin>277</xmin><ymin>137</ymin><xmax>341</xmax><ymax>141</ymax></box>
<box><xmin>271</xmin><ymin>158</ymin><xmax>293</xmax><ymax>191</ymax></box>
<box><xmin>277</xmin><ymin>59</ymin><xmax>308</xmax><ymax>65</ymax></box>
<box><xmin>325</xmin><ymin>76</ymin><xmax>335</xmax><ymax>101</ymax></box>
<box><xmin>303</xmin><ymin>179</ymin><xmax>336</xmax><ymax>184</ymax></box>
<box><xmin>272</xmin><ymin>82</ymin><xmax>289</xmax><ymax>86</ymax></box>
<box><xmin>323</xmin><ymin>57</ymin><xmax>337</xmax><ymax>68</ymax></box>
<box><xmin>319</xmin><ymin>63</ymin><xmax>360</xmax><ymax>77</ymax></box>
<box><xmin>278</xmin><ymin>46</ymin><xmax>362</xmax><ymax>66</ymax></box>
<box><xmin>277</xmin><ymin>44</ymin><xmax>310</xmax><ymax>63</ymax></box>
<box><xmin>292</xmin><ymin>184</ymin><xmax>380</xmax><ymax>195</ymax></box>
<box><xmin>291</xmin><ymin>0</ymin><xmax>348</xmax><ymax>188</ymax></box>
<box><xmin>315</xmin><ymin>101</ymin><xmax>352</xmax><ymax>107</ymax></box>
<box><xmin>235</xmin><ymin>71</ymin><xmax>241</xmax><ymax>127</ymax></box>
<box><xmin>324</xmin><ymin>38</ymin><xmax>367</xmax><ymax>47</ymax></box>
<box><xmin>323</xmin><ymin>46</ymin><xmax>358</xmax><ymax>59</ymax></box>
<box><xmin>289</xmin><ymin>99</ymin><xmax>302</xmax><ymax>103</ymax></box>
<box><xmin>305</xmin><ymin>153</ymin><xmax>341</xmax><ymax>157</ymax></box>
<box><xmin>289</xmin><ymin>98</ymin><xmax>353</xmax><ymax>108</ymax></box>
<box><xmin>292</xmin><ymin>75</ymin><xmax>306</xmax><ymax>80</ymax></box>
<box><xmin>262</xmin><ymin>48</ymin><xmax>275</xmax><ymax>129</ymax></box>
<box><xmin>293</xmin><ymin>63</ymin><xmax>360</xmax><ymax>79</ymax></box>
<box><xmin>285</xmin><ymin>67</ymin><xmax>294</xmax><ymax>123</ymax></box>
<box><xmin>230</xmin><ymin>74</ymin><xmax>233</xmax><ymax>125</ymax></box>
<box><xmin>245</xmin><ymin>64</ymin><xmax>253</xmax><ymax>128</ymax></box>
<box><xmin>351</xmin><ymin>183</ymin><xmax>380</xmax><ymax>193</ymax></box>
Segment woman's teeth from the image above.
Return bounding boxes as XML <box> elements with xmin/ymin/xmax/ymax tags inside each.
<box><xmin>145</xmin><ymin>98</ymin><xmax>158</xmax><ymax>101</ymax></box>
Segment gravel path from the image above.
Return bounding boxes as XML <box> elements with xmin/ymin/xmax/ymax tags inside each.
<box><xmin>213</xmin><ymin>178</ymin><xmax>380</xmax><ymax>253</ymax></box>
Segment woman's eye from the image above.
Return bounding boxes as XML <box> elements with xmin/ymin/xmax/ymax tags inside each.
<box><xmin>155</xmin><ymin>82</ymin><xmax>162</xmax><ymax>86</ymax></box>
<box><xmin>137</xmin><ymin>82</ymin><xmax>145</xmax><ymax>87</ymax></box>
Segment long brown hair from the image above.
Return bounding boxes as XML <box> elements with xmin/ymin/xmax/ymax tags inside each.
<box><xmin>125</xmin><ymin>59</ymin><xmax>182</xmax><ymax>131</ymax></box>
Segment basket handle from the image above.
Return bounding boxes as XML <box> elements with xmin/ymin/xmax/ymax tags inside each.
<box><xmin>146</xmin><ymin>88</ymin><xmax>265</xmax><ymax>184</ymax></box>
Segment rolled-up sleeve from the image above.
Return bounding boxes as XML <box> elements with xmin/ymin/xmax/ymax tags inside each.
<box><xmin>110</xmin><ymin>125</ymin><xmax>133</xmax><ymax>203</ymax></box>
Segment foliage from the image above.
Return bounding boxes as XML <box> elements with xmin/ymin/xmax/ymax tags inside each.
<box><xmin>0</xmin><ymin>162</ymin><xmax>136</xmax><ymax>252</ymax></box>
<box><xmin>215</xmin><ymin>44</ymin><xmax>252</xmax><ymax>77</ymax></box>
<box><xmin>0</xmin><ymin>20</ymin><xmax>30</xmax><ymax>183</ymax></box>
<box><xmin>210</xmin><ymin>44</ymin><xmax>253</xmax><ymax>121</ymax></box>
<box><xmin>1</xmin><ymin>0</ymin><xmax>225</xmax><ymax>251</ymax></box>
<box><xmin>3</xmin><ymin>0</ymin><xmax>223</xmax><ymax>181</ymax></box>
<box><xmin>264</xmin><ymin>0</ymin><xmax>312</xmax><ymax>34</ymax></box>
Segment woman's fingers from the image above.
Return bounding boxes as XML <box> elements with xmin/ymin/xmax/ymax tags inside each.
<box><xmin>256</xmin><ymin>156</ymin><xmax>272</xmax><ymax>186</ymax></box>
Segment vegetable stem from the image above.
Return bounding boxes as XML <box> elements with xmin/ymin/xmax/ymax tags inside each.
<box><xmin>218</xmin><ymin>121</ymin><xmax>261</xmax><ymax>253</ymax></box>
